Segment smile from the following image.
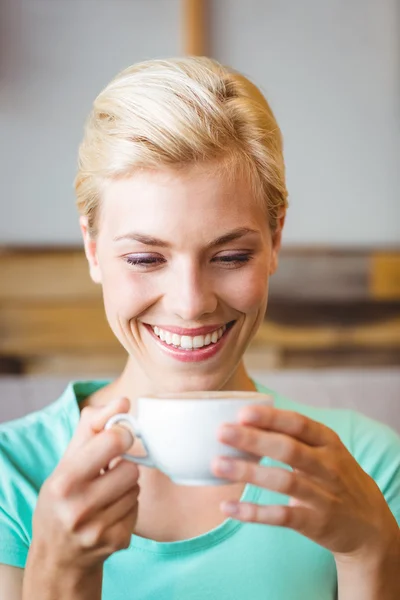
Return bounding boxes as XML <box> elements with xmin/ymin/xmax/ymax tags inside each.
<box><xmin>152</xmin><ymin>324</ymin><xmax>226</xmax><ymax>350</ymax></box>
<box><xmin>144</xmin><ymin>321</ymin><xmax>236</xmax><ymax>362</ymax></box>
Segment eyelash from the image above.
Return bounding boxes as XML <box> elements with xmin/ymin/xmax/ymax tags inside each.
<box><xmin>125</xmin><ymin>253</ymin><xmax>253</xmax><ymax>268</ymax></box>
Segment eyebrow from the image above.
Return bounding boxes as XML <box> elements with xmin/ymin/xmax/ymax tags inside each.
<box><xmin>113</xmin><ymin>227</ymin><xmax>259</xmax><ymax>248</ymax></box>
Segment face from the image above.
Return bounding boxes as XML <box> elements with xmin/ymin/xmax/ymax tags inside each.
<box><xmin>81</xmin><ymin>163</ymin><xmax>284</xmax><ymax>393</ymax></box>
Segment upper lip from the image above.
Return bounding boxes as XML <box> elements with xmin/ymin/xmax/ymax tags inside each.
<box><xmin>146</xmin><ymin>323</ymin><xmax>231</xmax><ymax>336</ymax></box>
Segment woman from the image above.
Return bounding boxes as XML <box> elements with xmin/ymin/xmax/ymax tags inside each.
<box><xmin>0</xmin><ymin>57</ymin><xmax>399</xmax><ymax>600</ymax></box>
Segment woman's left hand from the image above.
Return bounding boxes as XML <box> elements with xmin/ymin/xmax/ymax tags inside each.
<box><xmin>212</xmin><ymin>405</ymin><xmax>398</xmax><ymax>561</ymax></box>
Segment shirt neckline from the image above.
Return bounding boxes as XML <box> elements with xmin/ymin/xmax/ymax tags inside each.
<box><xmin>65</xmin><ymin>379</ymin><xmax>278</xmax><ymax>555</ymax></box>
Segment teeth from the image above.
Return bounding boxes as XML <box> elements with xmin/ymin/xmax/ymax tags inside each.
<box><xmin>193</xmin><ymin>336</ymin><xmax>204</xmax><ymax>348</ymax></box>
<box><xmin>180</xmin><ymin>336</ymin><xmax>193</xmax><ymax>349</ymax></box>
<box><xmin>151</xmin><ymin>324</ymin><xmax>227</xmax><ymax>350</ymax></box>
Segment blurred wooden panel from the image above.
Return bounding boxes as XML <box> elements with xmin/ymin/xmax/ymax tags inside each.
<box><xmin>0</xmin><ymin>249</ymin><xmax>99</xmax><ymax>301</ymax></box>
<box><xmin>254</xmin><ymin>316</ymin><xmax>400</xmax><ymax>349</ymax></box>
<box><xmin>244</xmin><ymin>347</ymin><xmax>400</xmax><ymax>371</ymax></box>
<box><xmin>24</xmin><ymin>353</ymin><xmax>126</xmax><ymax>377</ymax></box>
<box><xmin>0</xmin><ymin>247</ymin><xmax>399</xmax><ymax>374</ymax></box>
<box><xmin>370</xmin><ymin>253</ymin><xmax>400</xmax><ymax>300</ymax></box>
<box><xmin>270</xmin><ymin>251</ymin><xmax>369</xmax><ymax>301</ymax></box>
<box><xmin>279</xmin><ymin>348</ymin><xmax>400</xmax><ymax>370</ymax></box>
<box><xmin>0</xmin><ymin>300</ymin><xmax>399</xmax><ymax>357</ymax></box>
<box><xmin>0</xmin><ymin>303</ymin><xmax>119</xmax><ymax>355</ymax></box>
<box><xmin>266</xmin><ymin>300</ymin><xmax>400</xmax><ymax>326</ymax></box>
<box><xmin>2</xmin><ymin>248</ymin><xmax>400</xmax><ymax>302</ymax></box>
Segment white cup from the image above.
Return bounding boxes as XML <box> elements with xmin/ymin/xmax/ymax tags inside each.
<box><xmin>104</xmin><ymin>391</ymin><xmax>273</xmax><ymax>486</ymax></box>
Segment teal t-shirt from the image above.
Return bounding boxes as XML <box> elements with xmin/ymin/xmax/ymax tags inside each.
<box><xmin>0</xmin><ymin>381</ymin><xmax>399</xmax><ymax>600</ymax></box>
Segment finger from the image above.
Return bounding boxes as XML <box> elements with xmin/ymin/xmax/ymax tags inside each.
<box><xmin>212</xmin><ymin>459</ymin><xmax>330</xmax><ymax>507</ymax></box>
<box><xmin>64</xmin><ymin>405</ymin><xmax>98</xmax><ymax>456</ymax></box>
<box><xmin>66</xmin><ymin>397</ymin><xmax>131</xmax><ymax>456</ymax></box>
<box><xmin>65</xmin><ymin>426</ymin><xmax>135</xmax><ymax>484</ymax></box>
<box><xmin>90</xmin><ymin>397</ymin><xmax>131</xmax><ymax>433</ymax></box>
<box><xmin>102</xmin><ymin>497</ymin><xmax>139</xmax><ymax>553</ymax></box>
<box><xmin>102</xmin><ymin>425</ymin><xmax>136</xmax><ymax>473</ymax></box>
<box><xmin>218</xmin><ymin>425</ymin><xmax>330</xmax><ymax>479</ymax></box>
<box><xmin>101</xmin><ymin>485</ymin><xmax>139</xmax><ymax>530</ymax></box>
<box><xmin>78</xmin><ymin>486</ymin><xmax>139</xmax><ymax>549</ymax></box>
<box><xmin>220</xmin><ymin>502</ymin><xmax>314</xmax><ymax>536</ymax></box>
<box><xmin>87</xmin><ymin>460</ymin><xmax>140</xmax><ymax>511</ymax></box>
<box><xmin>237</xmin><ymin>406</ymin><xmax>336</xmax><ymax>447</ymax></box>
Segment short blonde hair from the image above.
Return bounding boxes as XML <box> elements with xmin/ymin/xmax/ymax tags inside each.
<box><xmin>75</xmin><ymin>56</ymin><xmax>288</xmax><ymax>236</ymax></box>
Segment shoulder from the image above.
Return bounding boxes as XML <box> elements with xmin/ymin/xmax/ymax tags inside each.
<box><xmin>256</xmin><ymin>380</ymin><xmax>399</xmax><ymax>453</ymax></box>
<box><xmin>0</xmin><ymin>383</ymin><xmax>79</xmax><ymax>474</ymax></box>
<box><xmin>256</xmin><ymin>382</ymin><xmax>400</xmax><ymax>524</ymax></box>
<box><xmin>0</xmin><ymin>379</ymin><xmax>107</xmax><ymax>462</ymax></box>
<box><xmin>0</xmin><ymin>383</ymin><xmax>79</xmax><ymax>568</ymax></box>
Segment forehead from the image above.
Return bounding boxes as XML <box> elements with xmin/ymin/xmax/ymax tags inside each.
<box><xmin>99</xmin><ymin>164</ymin><xmax>267</xmax><ymax>241</ymax></box>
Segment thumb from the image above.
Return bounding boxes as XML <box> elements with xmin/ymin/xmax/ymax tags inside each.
<box><xmin>66</xmin><ymin>397</ymin><xmax>131</xmax><ymax>455</ymax></box>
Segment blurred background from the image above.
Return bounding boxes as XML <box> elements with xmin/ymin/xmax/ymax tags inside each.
<box><xmin>0</xmin><ymin>1</ymin><xmax>399</xmax><ymax>425</ymax></box>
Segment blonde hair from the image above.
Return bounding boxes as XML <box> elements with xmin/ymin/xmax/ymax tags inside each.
<box><xmin>75</xmin><ymin>56</ymin><xmax>288</xmax><ymax>236</ymax></box>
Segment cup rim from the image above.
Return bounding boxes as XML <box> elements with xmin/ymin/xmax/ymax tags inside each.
<box><xmin>138</xmin><ymin>391</ymin><xmax>273</xmax><ymax>402</ymax></box>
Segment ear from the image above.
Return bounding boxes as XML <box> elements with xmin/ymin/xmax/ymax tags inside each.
<box><xmin>269</xmin><ymin>209</ymin><xmax>286</xmax><ymax>276</ymax></box>
<box><xmin>80</xmin><ymin>216</ymin><xmax>102</xmax><ymax>284</ymax></box>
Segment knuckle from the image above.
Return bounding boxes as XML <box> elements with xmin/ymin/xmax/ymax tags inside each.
<box><xmin>279</xmin><ymin>439</ymin><xmax>297</xmax><ymax>464</ymax></box>
<box><xmin>280</xmin><ymin>469</ymin><xmax>298</xmax><ymax>495</ymax></box>
<box><xmin>121</xmin><ymin>461</ymin><xmax>140</xmax><ymax>482</ymax></box>
<box><xmin>61</xmin><ymin>502</ymin><xmax>86</xmax><ymax>532</ymax></box>
<box><xmin>80</xmin><ymin>524</ymin><xmax>104</xmax><ymax>549</ymax></box>
<box><xmin>47</xmin><ymin>473</ymin><xmax>74</xmax><ymax>499</ymax></box>
<box><xmin>117</xmin><ymin>535</ymin><xmax>132</xmax><ymax>551</ymax></box>
<box><xmin>292</xmin><ymin>415</ymin><xmax>308</xmax><ymax>437</ymax></box>
<box><xmin>130</xmin><ymin>483</ymin><xmax>141</xmax><ymax>499</ymax></box>
<box><xmin>249</xmin><ymin>431</ymin><xmax>264</xmax><ymax>456</ymax></box>
<box><xmin>329</xmin><ymin>430</ymin><xmax>342</xmax><ymax>446</ymax></box>
<box><xmin>80</xmin><ymin>406</ymin><xmax>96</xmax><ymax>422</ymax></box>
<box><xmin>273</xmin><ymin>505</ymin><xmax>292</xmax><ymax>527</ymax></box>
<box><xmin>103</xmin><ymin>429</ymin><xmax>126</xmax><ymax>455</ymax></box>
<box><xmin>108</xmin><ymin>524</ymin><xmax>132</xmax><ymax>552</ymax></box>
<box><xmin>242</xmin><ymin>460</ymin><xmax>257</xmax><ymax>483</ymax></box>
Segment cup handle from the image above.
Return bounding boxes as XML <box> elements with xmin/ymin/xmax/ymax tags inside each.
<box><xmin>104</xmin><ymin>413</ymin><xmax>156</xmax><ymax>468</ymax></box>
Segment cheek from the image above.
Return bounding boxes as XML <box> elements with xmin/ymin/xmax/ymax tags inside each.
<box><xmin>221</xmin><ymin>264</ymin><xmax>269</xmax><ymax>313</ymax></box>
<box><xmin>101</xmin><ymin>266</ymin><xmax>155</xmax><ymax>321</ymax></box>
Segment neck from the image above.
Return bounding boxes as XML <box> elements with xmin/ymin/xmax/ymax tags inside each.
<box><xmin>104</xmin><ymin>357</ymin><xmax>256</xmax><ymax>412</ymax></box>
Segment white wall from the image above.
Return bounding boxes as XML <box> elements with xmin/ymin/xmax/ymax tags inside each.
<box><xmin>0</xmin><ymin>0</ymin><xmax>181</xmax><ymax>245</ymax></box>
<box><xmin>212</xmin><ymin>0</ymin><xmax>400</xmax><ymax>246</ymax></box>
<box><xmin>1</xmin><ymin>0</ymin><xmax>399</xmax><ymax>247</ymax></box>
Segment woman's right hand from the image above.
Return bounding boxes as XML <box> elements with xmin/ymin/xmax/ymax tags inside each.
<box><xmin>29</xmin><ymin>397</ymin><xmax>139</xmax><ymax>572</ymax></box>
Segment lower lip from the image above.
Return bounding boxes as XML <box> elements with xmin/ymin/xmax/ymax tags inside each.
<box><xmin>145</xmin><ymin>324</ymin><xmax>234</xmax><ymax>363</ymax></box>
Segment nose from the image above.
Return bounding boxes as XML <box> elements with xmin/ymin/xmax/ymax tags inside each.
<box><xmin>165</xmin><ymin>259</ymin><xmax>218</xmax><ymax>322</ymax></box>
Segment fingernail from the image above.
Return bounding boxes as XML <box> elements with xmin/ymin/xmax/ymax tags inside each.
<box><xmin>240</xmin><ymin>409</ymin><xmax>259</xmax><ymax>423</ymax></box>
<box><xmin>215</xmin><ymin>458</ymin><xmax>235</xmax><ymax>475</ymax></box>
<box><xmin>221</xmin><ymin>501</ymin><xmax>240</xmax><ymax>516</ymax></box>
<box><xmin>220</xmin><ymin>426</ymin><xmax>238</xmax><ymax>443</ymax></box>
<box><xmin>110</xmin><ymin>397</ymin><xmax>126</xmax><ymax>409</ymax></box>
<box><xmin>98</xmin><ymin>399</ymin><xmax>119</xmax><ymax>415</ymax></box>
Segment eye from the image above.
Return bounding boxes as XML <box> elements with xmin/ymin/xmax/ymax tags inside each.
<box><xmin>125</xmin><ymin>254</ymin><xmax>166</xmax><ymax>268</ymax></box>
<box><xmin>212</xmin><ymin>252</ymin><xmax>253</xmax><ymax>267</ymax></box>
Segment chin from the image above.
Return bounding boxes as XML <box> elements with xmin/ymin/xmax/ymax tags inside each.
<box><xmin>152</xmin><ymin>365</ymin><xmax>240</xmax><ymax>394</ymax></box>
